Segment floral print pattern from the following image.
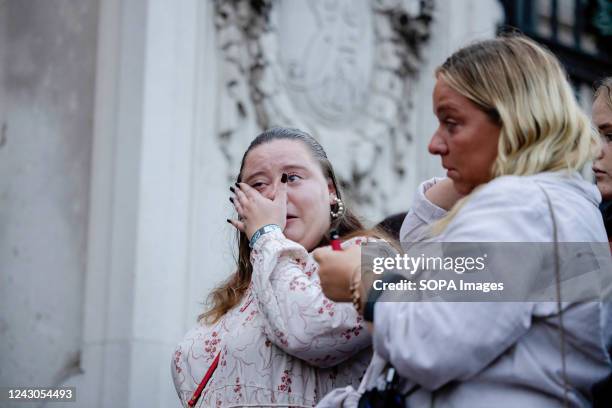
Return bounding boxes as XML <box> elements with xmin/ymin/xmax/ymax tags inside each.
<box><xmin>171</xmin><ymin>231</ymin><xmax>372</xmax><ymax>407</ymax></box>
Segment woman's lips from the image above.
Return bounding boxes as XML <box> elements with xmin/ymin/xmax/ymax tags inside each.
<box><xmin>445</xmin><ymin>168</ymin><xmax>459</xmax><ymax>179</ymax></box>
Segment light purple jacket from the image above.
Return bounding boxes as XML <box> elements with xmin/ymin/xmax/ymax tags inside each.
<box><xmin>319</xmin><ymin>172</ymin><xmax>612</xmax><ymax>407</ymax></box>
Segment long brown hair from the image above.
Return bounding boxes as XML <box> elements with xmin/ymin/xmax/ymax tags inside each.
<box><xmin>200</xmin><ymin>127</ymin><xmax>385</xmax><ymax>324</ymax></box>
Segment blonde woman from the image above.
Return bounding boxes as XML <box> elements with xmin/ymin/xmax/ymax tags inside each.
<box><xmin>593</xmin><ymin>77</ymin><xmax>612</xmax><ymax>202</ymax></box>
<box><xmin>593</xmin><ymin>77</ymin><xmax>612</xmax><ymax>247</ymax></box>
<box><xmin>315</xmin><ymin>36</ymin><xmax>612</xmax><ymax>407</ymax></box>
<box><xmin>591</xmin><ymin>74</ymin><xmax>612</xmax><ymax>408</ymax></box>
<box><xmin>171</xmin><ymin>128</ymin><xmax>387</xmax><ymax>407</ymax></box>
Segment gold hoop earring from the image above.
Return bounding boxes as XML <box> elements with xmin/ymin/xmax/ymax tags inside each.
<box><xmin>330</xmin><ymin>196</ymin><xmax>345</xmax><ymax>219</ymax></box>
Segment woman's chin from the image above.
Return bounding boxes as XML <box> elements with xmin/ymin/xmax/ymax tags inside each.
<box><xmin>283</xmin><ymin>224</ymin><xmax>300</xmax><ymax>241</ymax></box>
<box><xmin>596</xmin><ymin>181</ymin><xmax>612</xmax><ymax>201</ymax></box>
<box><xmin>284</xmin><ymin>225</ymin><xmax>318</xmax><ymax>250</ymax></box>
<box><xmin>450</xmin><ymin>179</ymin><xmax>469</xmax><ymax>195</ymax></box>
<box><xmin>452</xmin><ymin>179</ymin><xmax>484</xmax><ymax>195</ymax></box>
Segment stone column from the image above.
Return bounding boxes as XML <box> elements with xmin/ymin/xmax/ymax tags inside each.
<box><xmin>64</xmin><ymin>0</ymin><xmax>227</xmax><ymax>406</ymax></box>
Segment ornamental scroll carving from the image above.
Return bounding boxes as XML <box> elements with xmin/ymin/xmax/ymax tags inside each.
<box><xmin>214</xmin><ymin>0</ymin><xmax>433</xmax><ymax>215</ymax></box>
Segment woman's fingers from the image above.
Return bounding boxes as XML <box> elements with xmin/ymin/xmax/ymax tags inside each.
<box><xmin>227</xmin><ymin>218</ymin><xmax>246</xmax><ymax>232</ymax></box>
<box><xmin>236</xmin><ymin>182</ymin><xmax>260</xmax><ymax>201</ymax></box>
<box><xmin>273</xmin><ymin>175</ymin><xmax>288</xmax><ymax>205</ymax></box>
<box><xmin>230</xmin><ymin>195</ymin><xmax>245</xmax><ymax>219</ymax></box>
<box><xmin>313</xmin><ymin>246</ymin><xmax>332</xmax><ymax>264</ymax></box>
<box><xmin>314</xmin><ymin>245</ymin><xmax>361</xmax><ymax>302</ymax></box>
<box><xmin>231</xmin><ymin>178</ymin><xmax>286</xmax><ymax>238</ymax></box>
<box><xmin>233</xmin><ymin>183</ymin><xmax>250</xmax><ymax>207</ymax></box>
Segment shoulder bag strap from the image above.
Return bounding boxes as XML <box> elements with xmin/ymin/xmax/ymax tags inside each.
<box><xmin>536</xmin><ymin>183</ymin><xmax>570</xmax><ymax>407</ymax></box>
<box><xmin>188</xmin><ymin>351</ymin><xmax>221</xmax><ymax>407</ymax></box>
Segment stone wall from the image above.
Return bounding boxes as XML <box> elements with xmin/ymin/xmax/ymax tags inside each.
<box><xmin>0</xmin><ymin>2</ymin><xmax>98</xmax><ymax>407</ymax></box>
<box><xmin>0</xmin><ymin>1</ymin><xmax>503</xmax><ymax>407</ymax></box>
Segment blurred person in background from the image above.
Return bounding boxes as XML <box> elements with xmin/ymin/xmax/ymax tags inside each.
<box><xmin>591</xmin><ymin>77</ymin><xmax>612</xmax><ymax>406</ymax></box>
<box><xmin>593</xmin><ymin>77</ymin><xmax>612</xmax><ymax>248</ymax></box>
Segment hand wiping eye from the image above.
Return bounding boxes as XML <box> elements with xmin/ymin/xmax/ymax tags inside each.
<box><xmin>227</xmin><ymin>173</ymin><xmax>289</xmax><ymax>240</ymax></box>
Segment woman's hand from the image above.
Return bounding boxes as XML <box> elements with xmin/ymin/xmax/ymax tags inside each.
<box><xmin>425</xmin><ymin>178</ymin><xmax>465</xmax><ymax>210</ymax></box>
<box><xmin>313</xmin><ymin>244</ymin><xmax>362</xmax><ymax>302</ymax></box>
<box><xmin>228</xmin><ymin>174</ymin><xmax>288</xmax><ymax>240</ymax></box>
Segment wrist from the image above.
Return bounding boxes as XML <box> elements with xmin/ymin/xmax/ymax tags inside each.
<box><xmin>249</xmin><ymin>224</ymin><xmax>282</xmax><ymax>248</ymax></box>
<box><xmin>358</xmin><ymin>282</ymin><xmax>367</xmax><ymax>314</ymax></box>
<box><xmin>350</xmin><ymin>267</ymin><xmax>364</xmax><ymax>314</ymax></box>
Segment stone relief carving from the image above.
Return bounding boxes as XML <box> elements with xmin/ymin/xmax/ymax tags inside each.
<box><xmin>276</xmin><ymin>0</ymin><xmax>374</xmax><ymax>127</ymax></box>
<box><xmin>213</xmin><ymin>0</ymin><xmax>433</xmax><ymax>216</ymax></box>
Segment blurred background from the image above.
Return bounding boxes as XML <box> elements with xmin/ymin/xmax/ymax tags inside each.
<box><xmin>0</xmin><ymin>0</ymin><xmax>610</xmax><ymax>407</ymax></box>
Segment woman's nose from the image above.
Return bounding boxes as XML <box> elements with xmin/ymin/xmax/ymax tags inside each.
<box><xmin>262</xmin><ymin>185</ymin><xmax>276</xmax><ymax>200</ymax></box>
<box><xmin>595</xmin><ymin>138</ymin><xmax>607</xmax><ymax>161</ymax></box>
<box><xmin>428</xmin><ymin>132</ymin><xmax>448</xmax><ymax>155</ymax></box>
<box><xmin>264</xmin><ymin>176</ymin><xmax>284</xmax><ymax>200</ymax></box>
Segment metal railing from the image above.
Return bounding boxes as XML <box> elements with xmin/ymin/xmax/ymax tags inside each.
<box><xmin>499</xmin><ymin>0</ymin><xmax>612</xmax><ymax>87</ymax></box>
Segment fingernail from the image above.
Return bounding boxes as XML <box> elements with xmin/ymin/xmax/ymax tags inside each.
<box><xmin>229</xmin><ymin>186</ymin><xmax>235</xmax><ymax>193</ymax></box>
<box><xmin>281</xmin><ymin>173</ymin><xmax>288</xmax><ymax>183</ymax></box>
<box><xmin>226</xmin><ymin>219</ymin><xmax>231</xmax><ymax>223</ymax></box>
<box><xmin>235</xmin><ymin>182</ymin><xmax>240</xmax><ymax>188</ymax></box>
<box><xmin>229</xmin><ymin>197</ymin><xmax>234</xmax><ymax>203</ymax></box>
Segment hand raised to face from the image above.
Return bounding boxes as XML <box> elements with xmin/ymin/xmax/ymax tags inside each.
<box><xmin>228</xmin><ymin>173</ymin><xmax>288</xmax><ymax>240</ymax></box>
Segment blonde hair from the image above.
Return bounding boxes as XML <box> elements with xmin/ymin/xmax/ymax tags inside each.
<box><xmin>432</xmin><ymin>35</ymin><xmax>599</xmax><ymax>234</ymax></box>
<box><xmin>594</xmin><ymin>77</ymin><xmax>612</xmax><ymax>111</ymax></box>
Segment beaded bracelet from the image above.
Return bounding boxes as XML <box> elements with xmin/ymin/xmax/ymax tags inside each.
<box><xmin>349</xmin><ymin>267</ymin><xmax>363</xmax><ymax>315</ymax></box>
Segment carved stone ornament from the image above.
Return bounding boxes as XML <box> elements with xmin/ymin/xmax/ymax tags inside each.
<box><xmin>214</xmin><ymin>0</ymin><xmax>433</xmax><ymax>214</ymax></box>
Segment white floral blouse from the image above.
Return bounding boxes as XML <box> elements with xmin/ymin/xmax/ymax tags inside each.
<box><xmin>171</xmin><ymin>230</ymin><xmax>372</xmax><ymax>407</ymax></box>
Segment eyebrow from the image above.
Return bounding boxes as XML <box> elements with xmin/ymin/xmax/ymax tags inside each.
<box><xmin>435</xmin><ymin>104</ymin><xmax>460</xmax><ymax>116</ymax></box>
<box><xmin>242</xmin><ymin>170</ymin><xmax>267</xmax><ymax>183</ymax></box>
<box><xmin>283</xmin><ymin>164</ymin><xmax>310</xmax><ymax>173</ymax></box>
<box><xmin>243</xmin><ymin>165</ymin><xmax>310</xmax><ymax>183</ymax></box>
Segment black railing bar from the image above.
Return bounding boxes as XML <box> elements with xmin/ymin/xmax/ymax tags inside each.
<box><xmin>551</xmin><ymin>0</ymin><xmax>559</xmax><ymax>41</ymax></box>
<box><xmin>528</xmin><ymin>32</ymin><xmax>612</xmax><ymax>84</ymax></box>
<box><xmin>516</xmin><ymin>0</ymin><xmax>525</xmax><ymax>29</ymax></box>
<box><xmin>525</xmin><ymin>0</ymin><xmax>535</xmax><ymax>33</ymax></box>
<box><xmin>573</xmin><ymin>0</ymin><xmax>583</xmax><ymax>50</ymax></box>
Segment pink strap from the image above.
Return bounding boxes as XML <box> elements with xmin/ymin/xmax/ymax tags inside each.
<box><xmin>188</xmin><ymin>352</ymin><xmax>220</xmax><ymax>407</ymax></box>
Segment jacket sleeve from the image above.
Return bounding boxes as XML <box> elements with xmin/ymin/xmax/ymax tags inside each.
<box><xmin>373</xmin><ymin>177</ymin><xmax>549</xmax><ymax>389</ymax></box>
<box><xmin>399</xmin><ymin>177</ymin><xmax>448</xmax><ymax>243</ymax></box>
<box><xmin>373</xmin><ymin>301</ymin><xmax>534</xmax><ymax>390</ymax></box>
<box><xmin>250</xmin><ymin>230</ymin><xmax>371</xmax><ymax>368</ymax></box>
<box><xmin>171</xmin><ymin>343</ymin><xmax>191</xmax><ymax>407</ymax></box>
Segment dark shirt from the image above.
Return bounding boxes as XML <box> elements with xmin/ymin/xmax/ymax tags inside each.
<box><xmin>601</xmin><ymin>201</ymin><xmax>612</xmax><ymax>239</ymax></box>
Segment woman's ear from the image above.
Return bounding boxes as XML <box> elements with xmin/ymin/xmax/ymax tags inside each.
<box><xmin>327</xmin><ymin>178</ymin><xmax>338</xmax><ymax>205</ymax></box>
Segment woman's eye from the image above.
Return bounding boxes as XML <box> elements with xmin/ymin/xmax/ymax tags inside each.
<box><xmin>439</xmin><ymin>117</ymin><xmax>457</xmax><ymax>133</ymax></box>
<box><xmin>251</xmin><ymin>182</ymin><xmax>265</xmax><ymax>189</ymax></box>
<box><xmin>605</xmin><ymin>134</ymin><xmax>612</xmax><ymax>143</ymax></box>
<box><xmin>287</xmin><ymin>174</ymin><xmax>301</xmax><ymax>183</ymax></box>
